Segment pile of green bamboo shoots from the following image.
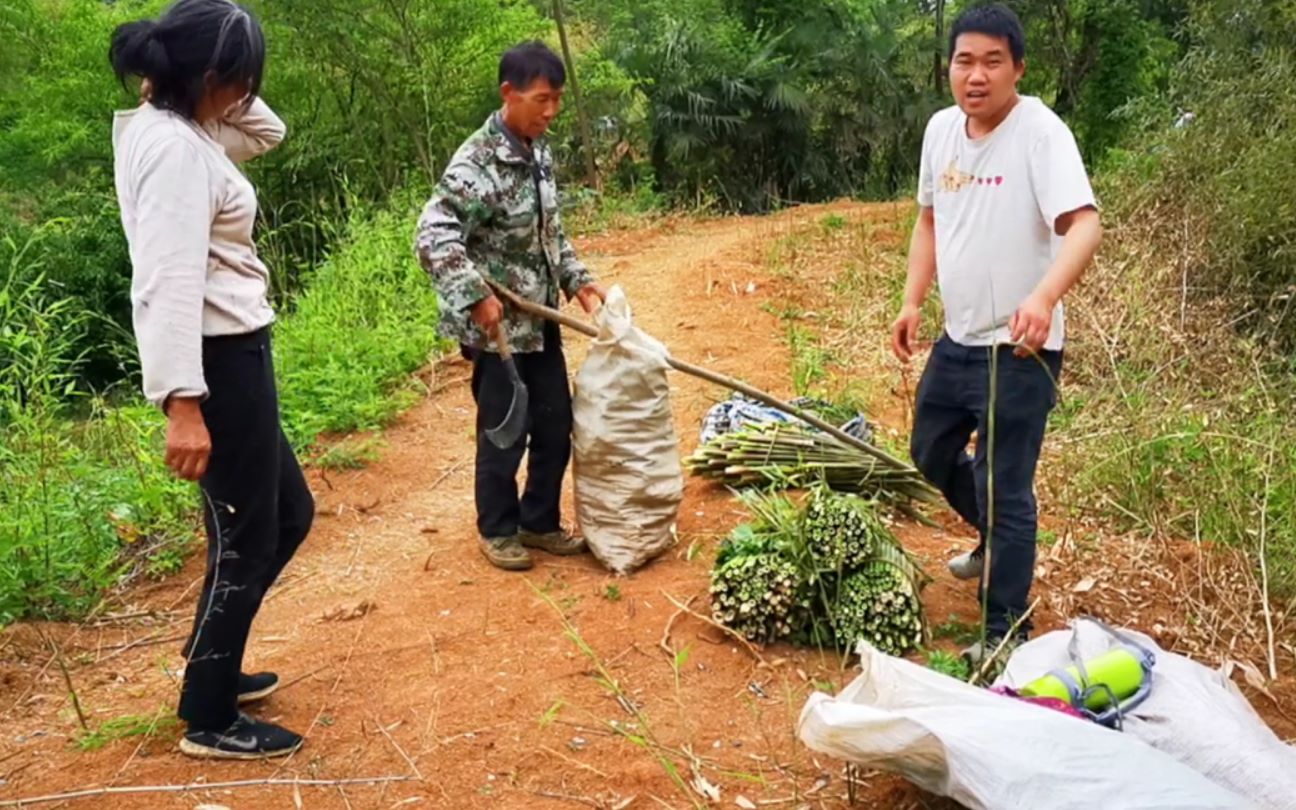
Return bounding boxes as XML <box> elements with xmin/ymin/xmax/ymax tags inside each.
<box><xmin>685</xmin><ymin>423</ymin><xmax>938</xmax><ymax>509</ymax></box>
<box><xmin>834</xmin><ymin>560</ymin><xmax>926</xmax><ymax>655</ymax></box>
<box><xmin>709</xmin><ymin>487</ymin><xmax>928</xmax><ymax>655</ymax></box>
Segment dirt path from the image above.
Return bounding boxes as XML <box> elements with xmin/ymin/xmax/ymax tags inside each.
<box><xmin>14</xmin><ymin>200</ymin><xmax>1278</xmax><ymax>809</ymax></box>
<box><xmin>4</xmin><ymin>203</ymin><xmax>960</xmax><ymax>809</ymax></box>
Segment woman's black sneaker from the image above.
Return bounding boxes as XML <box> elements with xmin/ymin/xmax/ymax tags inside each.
<box><xmin>179</xmin><ymin>712</ymin><xmax>303</xmax><ymax>760</ymax></box>
<box><xmin>237</xmin><ymin>671</ymin><xmax>280</xmax><ymax>704</ymax></box>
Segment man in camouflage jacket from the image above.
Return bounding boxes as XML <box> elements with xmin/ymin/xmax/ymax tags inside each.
<box><xmin>414</xmin><ymin>41</ymin><xmax>604</xmax><ymax>571</ymax></box>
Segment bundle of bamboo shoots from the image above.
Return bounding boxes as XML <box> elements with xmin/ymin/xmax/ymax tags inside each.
<box><xmin>685</xmin><ymin>422</ymin><xmax>938</xmax><ymax>508</ymax></box>
<box><xmin>709</xmin><ymin>487</ymin><xmax>930</xmax><ymax>654</ymax></box>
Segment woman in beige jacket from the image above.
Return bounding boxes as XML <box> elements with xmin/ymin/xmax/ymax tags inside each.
<box><xmin>110</xmin><ymin>0</ymin><xmax>310</xmax><ymax>760</ymax></box>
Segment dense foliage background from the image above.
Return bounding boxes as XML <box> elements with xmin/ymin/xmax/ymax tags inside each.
<box><xmin>2</xmin><ymin>0</ymin><xmax>1294</xmax><ymax>622</ymax></box>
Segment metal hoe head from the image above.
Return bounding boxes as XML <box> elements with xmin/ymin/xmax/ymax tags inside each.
<box><xmin>485</xmin><ymin>330</ymin><xmax>529</xmax><ymax>449</ymax></box>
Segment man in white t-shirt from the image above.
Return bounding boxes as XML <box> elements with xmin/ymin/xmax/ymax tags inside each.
<box><xmin>890</xmin><ymin>3</ymin><xmax>1102</xmax><ymax>664</ymax></box>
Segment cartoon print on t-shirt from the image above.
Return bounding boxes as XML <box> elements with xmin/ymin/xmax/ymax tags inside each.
<box><xmin>940</xmin><ymin>159</ymin><xmax>1005</xmax><ymax>193</ymax></box>
<box><xmin>939</xmin><ymin>159</ymin><xmax>975</xmax><ymax>193</ymax></box>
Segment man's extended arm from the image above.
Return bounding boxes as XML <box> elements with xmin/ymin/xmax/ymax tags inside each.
<box><xmin>1010</xmin><ymin>206</ymin><xmax>1102</xmax><ymax>353</ymax></box>
<box><xmin>414</xmin><ymin>163</ymin><xmax>502</xmax><ymax>333</ymax></box>
<box><xmin>554</xmin><ymin>208</ymin><xmax>604</xmax><ymax>314</ymax></box>
<box><xmin>891</xmin><ymin>206</ymin><xmax>937</xmax><ymax>363</ymax></box>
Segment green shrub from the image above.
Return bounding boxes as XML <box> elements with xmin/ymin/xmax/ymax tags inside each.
<box><xmin>0</xmin><ymin>0</ymin><xmax>164</xmax><ymax>387</ymax></box>
<box><xmin>0</xmin><ymin>191</ymin><xmax>452</xmax><ymax>622</ymax></box>
<box><xmin>1099</xmin><ymin>2</ymin><xmax>1296</xmax><ymax>350</ymax></box>
<box><xmin>0</xmin><ymin>232</ymin><xmax>192</xmax><ymax>624</ymax></box>
<box><xmin>274</xmin><ymin>197</ymin><xmax>448</xmax><ymax>449</ymax></box>
<box><xmin>1059</xmin><ymin>0</ymin><xmax>1296</xmax><ymax>594</ymax></box>
<box><xmin>0</xmin><ymin>403</ymin><xmax>197</xmax><ymax>623</ymax></box>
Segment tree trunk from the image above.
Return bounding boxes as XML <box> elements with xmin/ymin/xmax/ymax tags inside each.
<box><xmin>934</xmin><ymin>0</ymin><xmax>945</xmax><ymax>94</ymax></box>
<box><xmin>553</xmin><ymin>0</ymin><xmax>599</xmax><ymax>189</ymax></box>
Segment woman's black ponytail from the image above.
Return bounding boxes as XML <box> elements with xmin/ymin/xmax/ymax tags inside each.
<box><xmin>108</xmin><ymin>0</ymin><xmax>265</xmax><ymax>120</ymax></box>
<box><xmin>109</xmin><ymin>21</ymin><xmax>172</xmax><ymax>82</ymax></box>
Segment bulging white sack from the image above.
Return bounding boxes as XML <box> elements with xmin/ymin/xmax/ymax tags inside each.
<box><xmin>998</xmin><ymin>619</ymin><xmax>1296</xmax><ymax>810</ymax></box>
<box><xmin>571</xmin><ymin>285</ymin><xmax>683</xmax><ymax>574</ymax></box>
<box><xmin>798</xmin><ymin>642</ymin><xmax>1253</xmax><ymax>810</ymax></box>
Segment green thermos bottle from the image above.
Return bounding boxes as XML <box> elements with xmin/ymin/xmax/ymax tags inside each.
<box><xmin>1019</xmin><ymin>645</ymin><xmax>1153</xmax><ymax>714</ymax></box>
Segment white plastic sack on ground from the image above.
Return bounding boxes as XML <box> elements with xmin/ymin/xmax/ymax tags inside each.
<box><xmin>998</xmin><ymin>619</ymin><xmax>1296</xmax><ymax>810</ymax></box>
<box><xmin>571</xmin><ymin>284</ymin><xmax>683</xmax><ymax>574</ymax></box>
<box><xmin>798</xmin><ymin>643</ymin><xmax>1252</xmax><ymax>810</ymax></box>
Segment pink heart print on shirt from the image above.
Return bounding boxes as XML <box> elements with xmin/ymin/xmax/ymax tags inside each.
<box><xmin>995</xmin><ymin>176</ymin><xmax>1004</xmax><ymax>185</ymax></box>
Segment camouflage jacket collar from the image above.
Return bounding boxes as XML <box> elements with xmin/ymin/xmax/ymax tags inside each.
<box><xmin>487</xmin><ymin>112</ymin><xmax>544</xmax><ymax>168</ymax></box>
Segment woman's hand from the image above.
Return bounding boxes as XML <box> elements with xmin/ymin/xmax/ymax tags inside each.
<box><xmin>164</xmin><ymin>397</ymin><xmax>211</xmax><ymax>481</ymax></box>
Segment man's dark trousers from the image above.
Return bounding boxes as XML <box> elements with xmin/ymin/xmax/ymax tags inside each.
<box><xmin>471</xmin><ymin>321</ymin><xmax>571</xmax><ymax>538</ymax></box>
<box><xmin>909</xmin><ymin>334</ymin><xmax>1062</xmax><ymax>638</ymax></box>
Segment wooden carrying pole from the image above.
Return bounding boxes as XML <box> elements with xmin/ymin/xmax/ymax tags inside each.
<box><xmin>485</xmin><ymin>281</ymin><xmax>916</xmax><ymax>472</ymax></box>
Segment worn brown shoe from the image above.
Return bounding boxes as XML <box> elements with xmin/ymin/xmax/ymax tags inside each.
<box><xmin>518</xmin><ymin>528</ymin><xmax>587</xmax><ymax>556</ymax></box>
<box><xmin>478</xmin><ymin>535</ymin><xmax>533</xmax><ymax>570</ymax></box>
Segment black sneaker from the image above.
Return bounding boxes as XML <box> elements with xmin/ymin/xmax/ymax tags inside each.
<box><xmin>237</xmin><ymin>671</ymin><xmax>279</xmax><ymax>705</ymax></box>
<box><xmin>180</xmin><ymin>712</ymin><xmax>303</xmax><ymax>760</ymax></box>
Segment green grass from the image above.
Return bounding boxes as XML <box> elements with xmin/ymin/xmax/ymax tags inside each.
<box><xmin>0</xmin><ymin>403</ymin><xmax>197</xmax><ymax>623</ymax></box>
<box><xmin>75</xmin><ymin>709</ymin><xmax>178</xmax><ymax>752</ymax></box>
<box><xmin>0</xmin><ymin>261</ymin><xmax>197</xmax><ymax>623</ymax></box>
<box><xmin>1058</xmin><ymin>394</ymin><xmax>1296</xmax><ymax>593</ymax></box>
<box><xmin>276</xmin><ymin>198</ymin><xmax>448</xmax><ymax>450</ymax></box>
<box><xmin>538</xmin><ymin>699</ymin><xmax>565</xmax><ymax>728</ymax></box>
<box><xmin>563</xmin><ymin>181</ymin><xmax>666</xmax><ymax>235</ymax></box>
<box><xmin>930</xmin><ymin>616</ymin><xmax>980</xmax><ymax>646</ymax></box>
<box><xmin>925</xmin><ymin>649</ymin><xmax>970</xmax><ymax>680</ymax></box>
<box><xmin>311</xmin><ymin>436</ymin><xmax>386</xmax><ymax>471</ymax></box>
<box><xmin>787</xmin><ymin>324</ymin><xmax>831</xmax><ymax>397</ymax></box>
<box><xmin>820</xmin><ymin>213</ymin><xmax>847</xmax><ymax>231</ymax></box>
<box><xmin>0</xmin><ymin>194</ymin><xmax>450</xmax><ymax>623</ymax></box>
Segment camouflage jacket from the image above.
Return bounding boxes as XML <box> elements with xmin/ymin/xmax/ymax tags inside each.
<box><xmin>414</xmin><ymin>113</ymin><xmax>594</xmax><ymax>353</ymax></box>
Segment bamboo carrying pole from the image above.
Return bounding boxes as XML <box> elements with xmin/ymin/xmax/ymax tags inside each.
<box><xmin>484</xmin><ymin>281</ymin><xmax>921</xmax><ymax>475</ymax></box>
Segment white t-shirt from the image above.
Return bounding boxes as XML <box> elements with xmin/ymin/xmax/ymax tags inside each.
<box><xmin>917</xmin><ymin>96</ymin><xmax>1095</xmax><ymax>350</ymax></box>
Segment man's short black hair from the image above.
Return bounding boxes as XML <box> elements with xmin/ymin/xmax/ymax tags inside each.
<box><xmin>499</xmin><ymin>40</ymin><xmax>566</xmax><ymax>91</ymax></box>
<box><xmin>949</xmin><ymin>3</ymin><xmax>1026</xmax><ymax>64</ymax></box>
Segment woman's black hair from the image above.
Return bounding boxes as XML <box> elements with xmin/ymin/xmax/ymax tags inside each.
<box><xmin>109</xmin><ymin>0</ymin><xmax>265</xmax><ymax>120</ymax></box>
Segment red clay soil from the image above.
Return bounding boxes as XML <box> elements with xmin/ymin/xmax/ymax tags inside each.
<box><xmin>0</xmin><ymin>203</ymin><xmax>1289</xmax><ymax>810</ymax></box>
